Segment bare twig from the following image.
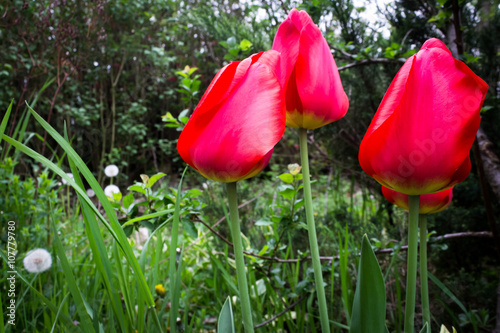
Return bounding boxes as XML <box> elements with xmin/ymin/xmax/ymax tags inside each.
<box><xmin>209</xmin><ymin>231</ymin><xmax>493</xmax><ymax>263</ymax></box>
<box><xmin>185</xmin><ymin>181</ymin><xmax>279</xmax><ymax>250</ymax></box>
<box><xmin>254</xmin><ymin>295</ymin><xmax>307</xmax><ymax>329</ymax></box>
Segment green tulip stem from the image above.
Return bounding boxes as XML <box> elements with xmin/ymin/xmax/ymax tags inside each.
<box><xmin>299</xmin><ymin>128</ymin><xmax>331</xmax><ymax>333</ymax></box>
<box><xmin>420</xmin><ymin>213</ymin><xmax>430</xmax><ymax>328</ymax></box>
<box><xmin>404</xmin><ymin>195</ymin><xmax>420</xmax><ymax>333</ymax></box>
<box><xmin>226</xmin><ymin>182</ymin><xmax>254</xmax><ymax>333</ymax></box>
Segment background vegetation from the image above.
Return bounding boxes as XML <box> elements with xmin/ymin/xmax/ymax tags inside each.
<box><xmin>1</xmin><ymin>0</ymin><xmax>499</xmax><ymax>332</ymax></box>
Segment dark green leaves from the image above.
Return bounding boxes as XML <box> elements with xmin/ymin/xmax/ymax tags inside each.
<box><xmin>350</xmin><ymin>235</ymin><xmax>388</xmax><ymax>333</ymax></box>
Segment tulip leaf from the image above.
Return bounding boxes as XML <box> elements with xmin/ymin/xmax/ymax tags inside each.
<box><xmin>217</xmin><ymin>297</ymin><xmax>235</xmax><ymax>333</ymax></box>
<box><xmin>350</xmin><ymin>235</ymin><xmax>388</xmax><ymax>333</ymax></box>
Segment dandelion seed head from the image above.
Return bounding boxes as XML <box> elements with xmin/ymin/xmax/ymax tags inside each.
<box><xmin>23</xmin><ymin>248</ymin><xmax>52</xmax><ymax>273</ymax></box>
<box><xmin>104</xmin><ymin>184</ymin><xmax>120</xmax><ymax>197</ymax></box>
<box><xmin>61</xmin><ymin>173</ymin><xmax>74</xmax><ymax>185</ymax></box>
<box><xmin>86</xmin><ymin>188</ymin><xmax>96</xmax><ymax>198</ymax></box>
<box><xmin>104</xmin><ymin>164</ymin><xmax>119</xmax><ymax>177</ymax></box>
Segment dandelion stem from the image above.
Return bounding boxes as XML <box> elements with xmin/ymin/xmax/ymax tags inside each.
<box><xmin>226</xmin><ymin>182</ymin><xmax>254</xmax><ymax>333</ymax></box>
<box><xmin>299</xmin><ymin>128</ymin><xmax>331</xmax><ymax>333</ymax></box>
<box><xmin>404</xmin><ymin>195</ymin><xmax>420</xmax><ymax>332</ymax></box>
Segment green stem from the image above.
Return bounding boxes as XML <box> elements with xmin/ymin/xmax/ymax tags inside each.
<box><xmin>299</xmin><ymin>128</ymin><xmax>331</xmax><ymax>333</ymax></box>
<box><xmin>404</xmin><ymin>195</ymin><xmax>420</xmax><ymax>333</ymax></box>
<box><xmin>226</xmin><ymin>182</ymin><xmax>254</xmax><ymax>333</ymax></box>
<box><xmin>419</xmin><ymin>214</ymin><xmax>430</xmax><ymax>328</ymax></box>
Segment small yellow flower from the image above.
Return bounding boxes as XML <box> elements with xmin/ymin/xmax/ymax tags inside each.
<box><xmin>155</xmin><ymin>284</ymin><xmax>166</xmax><ymax>297</ymax></box>
<box><xmin>314</xmin><ymin>212</ymin><xmax>318</xmax><ymax>216</ymax></box>
<box><xmin>288</xmin><ymin>163</ymin><xmax>301</xmax><ymax>176</ymax></box>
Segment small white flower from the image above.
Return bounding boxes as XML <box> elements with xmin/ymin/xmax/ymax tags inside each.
<box><xmin>135</xmin><ymin>227</ymin><xmax>150</xmax><ymax>250</ymax></box>
<box><xmin>86</xmin><ymin>188</ymin><xmax>96</xmax><ymax>198</ymax></box>
<box><xmin>104</xmin><ymin>164</ymin><xmax>119</xmax><ymax>177</ymax></box>
<box><xmin>61</xmin><ymin>173</ymin><xmax>74</xmax><ymax>185</ymax></box>
<box><xmin>23</xmin><ymin>249</ymin><xmax>52</xmax><ymax>273</ymax></box>
<box><xmin>104</xmin><ymin>185</ymin><xmax>120</xmax><ymax>197</ymax></box>
<box><xmin>138</xmin><ymin>227</ymin><xmax>149</xmax><ymax>244</ymax></box>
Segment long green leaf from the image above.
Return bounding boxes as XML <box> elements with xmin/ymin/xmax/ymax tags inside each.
<box><xmin>122</xmin><ymin>209</ymin><xmax>174</xmax><ymax>227</ymax></box>
<box><xmin>169</xmin><ymin>167</ymin><xmax>187</xmax><ymax>333</ymax></box>
<box><xmin>0</xmin><ymin>99</ymin><xmax>14</xmax><ymax>147</ymax></box>
<box><xmin>50</xmin><ymin>293</ymin><xmax>71</xmax><ymax>333</ymax></box>
<box><xmin>217</xmin><ymin>297</ymin><xmax>235</xmax><ymax>333</ymax></box>
<box><xmin>65</xmin><ymin>129</ymin><xmax>127</xmax><ymax>332</ymax></box>
<box><xmin>350</xmin><ymin>235</ymin><xmax>388</xmax><ymax>333</ymax></box>
<box><xmin>6</xmin><ymin>77</ymin><xmax>54</xmax><ymax>158</ymax></box>
<box><xmin>23</xmin><ymin>104</ymin><xmax>155</xmax><ymax>307</ymax></box>
<box><xmin>429</xmin><ymin>272</ymin><xmax>467</xmax><ymax>313</ymax></box>
<box><xmin>52</xmin><ymin>224</ymin><xmax>95</xmax><ymax>333</ymax></box>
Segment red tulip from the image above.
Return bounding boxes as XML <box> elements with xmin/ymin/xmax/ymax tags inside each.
<box><xmin>359</xmin><ymin>38</ymin><xmax>488</xmax><ymax>195</ymax></box>
<box><xmin>382</xmin><ymin>186</ymin><xmax>453</xmax><ymax>214</ymax></box>
<box><xmin>272</xmin><ymin>9</ymin><xmax>349</xmax><ymax>129</ymax></box>
<box><xmin>177</xmin><ymin>51</ymin><xmax>286</xmax><ymax>182</ymax></box>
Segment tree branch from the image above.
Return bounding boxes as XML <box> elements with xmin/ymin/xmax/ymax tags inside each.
<box><xmin>254</xmin><ymin>295</ymin><xmax>307</xmax><ymax>329</ymax></box>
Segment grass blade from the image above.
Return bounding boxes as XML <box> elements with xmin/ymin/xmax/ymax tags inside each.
<box><xmin>52</xmin><ymin>223</ymin><xmax>95</xmax><ymax>333</ymax></box>
<box><xmin>169</xmin><ymin>167</ymin><xmax>187</xmax><ymax>333</ymax></box>
<box><xmin>428</xmin><ymin>272</ymin><xmax>467</xmax><ymax>313</ymax></box>
<box><xmin>65</xmin><ymin>129</ymin><xmax>128</xmax><ymax>332</ymax></box>
<box><xmin>0</xmin><ymin>99</ymin><xmax>14</xmax><ymax>147</ymax></box>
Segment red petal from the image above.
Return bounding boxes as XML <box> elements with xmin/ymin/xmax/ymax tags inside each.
<box><xmin>272</xmin><ymin>14</ymin><xmax>300</xmax><ymax>92</ymax></box>
<box><xmin>293</xmin><ymin>22</ymin><xmax>349</xmax><ymax>128</ymax></box>
<box><xmin>289</xmin><ymin>9</ymin><xmax>314</xmax><ymax>31</ymax></box>
<box><xmin>382</xmin><ymin>186</ymin><xmax>453</xmax><ymax>214</ymax></box>
<box><xmin>178</xmin><ymin>55</ymin><xmax>285</xmax><ymax>182</ymax></box>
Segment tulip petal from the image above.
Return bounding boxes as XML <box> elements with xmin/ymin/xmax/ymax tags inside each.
<box><xmin>272</xmin><ymin>14</ymin><xmax>300</xmax><ymax>91</ymax></box>
<box><xmin>293</xmin><ymin>23</ymin><xmax>349</xmax><ymax>129</ymax></box>
<box><xmin>289</xmin><ymin>8</ymin><xmax>314</xmax><ymax>31</ymax></box>
<box><xmin>178</xmin><ymin>59</ymin><xmax>285</xmax><ymax>182</ymax></box>
<box><xmin>382</xmin><ymin>186</ymin><xmax>453</xmax><ymax>214</ymax></box>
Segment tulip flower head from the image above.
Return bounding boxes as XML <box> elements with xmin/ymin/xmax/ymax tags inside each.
<box><xmin>272</xmin><ymin>9</ymin><xmax>349</xmax><ymax>129</ymax></box>
<box><xmin>359</xmin><ymin>38</ymin><xmax>488</xmax><ymax>195</ymax></box>
<box><xmin>382</xmin><ymin>186</ymin><xmax>453</xmax><ymax>214</ymax></box>
<box><xmin>23</xmin><ymin>248</ymin><xmax>52</xmax><ymax>273</ymax></box>
<box><xmin>177</xmin><ymin>50</ymin><xmax>286</xmax><ymax>182</ymax></box>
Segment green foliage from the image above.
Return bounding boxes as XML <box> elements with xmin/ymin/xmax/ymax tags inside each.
<box><xmin>1</xmin><ymin>0</ymin><xmax>499</xmax><ymax>331</ymax></box>
<box><xmin>218</xmin><ymin>297</ymin><xmax>236</xmax><ymax>333</ymax></box>
<box><xmin>350</xmin><ymin>235</ymin><xmax>388</xmax><ymax>333</ymax></box>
